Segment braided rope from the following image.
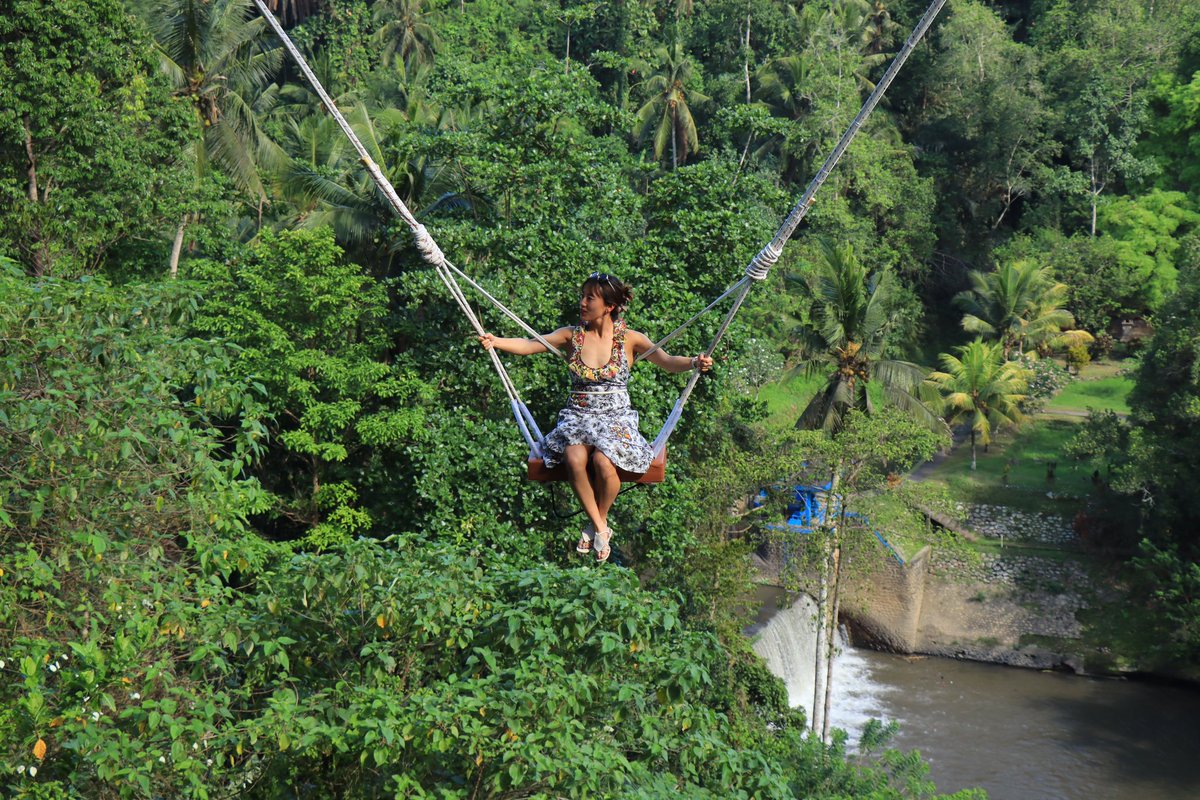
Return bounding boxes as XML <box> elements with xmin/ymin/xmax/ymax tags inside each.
<box><xmin>745</xmin><ymin>242</ymin><xmax>782</xmax><ymax>281</ymax></box>
<box><xmin>413</xmin><ymin>224</ymin><xmax>447</xmax><ymax>268</ymax></box>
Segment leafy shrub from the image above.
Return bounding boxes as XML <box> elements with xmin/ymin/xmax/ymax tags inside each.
<box><xmin>1090</xmin><ymin>331</ymin><xmax>1116</xmax><ymax>359</ymax></box>
<box><xmin>187</xmin><ymin>229</ymin><xmax>435</xmax><ymax>548</ymax></box>
<box><xmin>1</xmin><ymin>531</ymin><xmax>809</xmax><ymax>799</ymax></box>
<box><xmin>1065</xmin><ymin>344</ymin><xmax>1091</xmax><ymax>373</ymax></box>
<box><xmin>1017</xmin><ymin>354</ymin><xmax>1069</xmax><ymax>411</ymax></box>
<box><xmin>0</xmin><ymin>268</ymin><xmax>277</xmax><ymax>798</ymax></box>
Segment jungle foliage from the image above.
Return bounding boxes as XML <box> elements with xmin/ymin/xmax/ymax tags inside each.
<box><xmin>3</xmin><ymin>0</ymin><xmax>1200</xmax><ymax>794</ymax></box>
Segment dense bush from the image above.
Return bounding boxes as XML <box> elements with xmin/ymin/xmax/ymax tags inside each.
<box><xmin>1017</xmin><ymin>354</ymin><xmax>1069</xmax><ymax>412</ymax></box>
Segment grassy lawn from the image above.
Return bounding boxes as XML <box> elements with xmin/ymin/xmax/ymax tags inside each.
<box><xmin>1044</xmin><ymin>358</ymin><xmax>1135</xmax><ymax>415</ymax></box>
<box><xmin>922</xmin><ymin>416</ymin><xmax>1093</xmax><ymax>514</ymax></box>
<box><xmin>757</xmin><ymin>372</ymin><xmax>823</xmax><ymax>430</ymax></box>
<box><xmin>1045</xmin><ymin>375</ymin><xmax>1134</xmax><ymax>414</ymax></box>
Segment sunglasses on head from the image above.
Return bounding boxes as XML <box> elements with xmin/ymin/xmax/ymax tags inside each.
<box><xmin>589</xmin><ymin>272</ymin><xmax>618</xmax><ymax>285</ymax></box>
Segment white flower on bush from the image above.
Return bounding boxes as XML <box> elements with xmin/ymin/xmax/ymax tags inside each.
<box><xmin>28</xmin><ymin>766</ymin><xmax>37</xmax><ymax>777</ymax></box>
<box><xmin>91</xmin><ymin>711</ymin><xmax>101</xmax><ymax>721</ymax></box>
<box><xmin>129</xmin><ymin>692</ymin><xmax>141</xmax><ymax>700</ymax></box>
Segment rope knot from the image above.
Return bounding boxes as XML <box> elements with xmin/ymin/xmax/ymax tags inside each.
<box><xmin>413</xmin><ymin>224</ymin><xmax>447</xmax><ymax>268</ymax></box>
<box><xmin>745</xmin><ymin>243</ymin><xmax>781</xmax><ymax>281</ymax></box>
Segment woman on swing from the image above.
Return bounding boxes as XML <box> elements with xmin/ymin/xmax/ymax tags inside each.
<box><xmin>479</xmin><ymin>272</ymin><xmax>712</xmax><ymax>563</ymax></box>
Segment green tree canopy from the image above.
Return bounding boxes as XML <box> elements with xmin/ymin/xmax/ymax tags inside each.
<box><xmin>926</xmin><ymin>338</ymin><xmax>1029</xmax><ymax>470</ymax></box>
<box><xmin>954</xmin><ymin>258</ymin><xmax>1093</xmax><ymax>358</ymax></box>
<box><xmin>0</xmin><ymin>0</ymin><xmax>193</xmax><ymax>276</ymax></box>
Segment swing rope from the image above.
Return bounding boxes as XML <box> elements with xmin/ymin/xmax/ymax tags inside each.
<box><xmin>252</xmin><ymin>0</ymin><xmax>948</xmax><ymax>466</ymax></box>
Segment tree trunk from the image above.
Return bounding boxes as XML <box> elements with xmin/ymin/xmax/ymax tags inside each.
<box><xmin>1089</xmin><ymin>156</ymin><xmax>1100</xmax><ymax>238</ymax></box>
<box><xmin>23</xmin><ymin>114</ymin><xmax>38</xmax><ymax>203</ymax></box>
<box><xmin>971</xmin><ymin>429</ymin><xmax>977</xmax><ymax>471</ymax></box>
<box><xmin>615</xmin><ymin>0</ymin><xmax>629</xmax><ymax>111</ymax></box>
<box><xmin>670</xmin><ymin>106</ymin><xmax>678</xmax><ymax>170</ymax></box>
<box><xmin>742</xmin><ymin>13</ymin><xmax>752</xmax><ymax>104</ymax></box>
<box><xmin>169</xmin><ymin>214</ymin><xmax>190</xmax><ymax>279</ymax></box>
<box><xmin>811</xmin><ymin>468</ymin><xmax>842</xmax><ymax>739</ymax></box>
<box><xmin>23</xmin><ymin>114</ymin><xmax>50</xmax><ymax>276</ymax></box>
<box><xmin>810</xmin><ymin>536</ymin><xmax>828</xmax><ymax>735</ymax></box>
<box><xmin>565</xmin><ymin>24</ymin><xmax>571</xmax><ymax>74</ymax></box>
<box><xmin>821</xmin><ymin>539</ymin><xmax>842</xmax><ymax>743</ymax></box>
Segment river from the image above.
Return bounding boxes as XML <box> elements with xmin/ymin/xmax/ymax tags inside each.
<box><xmin>750</xmin><ymin>589</ymin><xmax>1200</xmax><ymax>799</ymax></box>
<box><xmin>831</xmin><ymin>646</ymin><xmax>1200</xmax><ymax>800</ymax></box>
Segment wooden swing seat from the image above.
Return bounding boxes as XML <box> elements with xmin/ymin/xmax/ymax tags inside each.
<box><xmin>527</xmin><ymin>448</ymin><xmax>666</xmax><ymax>485</ymax></box>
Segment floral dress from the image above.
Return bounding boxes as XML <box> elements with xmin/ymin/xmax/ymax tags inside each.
<box><xmin>540</xmin><ymin>319</ymin><xmax>655</xmax><ymax>474</ymax></box>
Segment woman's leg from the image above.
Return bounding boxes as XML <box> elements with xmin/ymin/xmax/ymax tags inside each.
<box><xmin>564</xmin><ymin>444</ymin><xmax>606</xmax><ymax>533</ymax></box>
<box><xmin>590</xmin><ymin>450</ymin><xmax>620</xmax><ymax>531</ymax></box>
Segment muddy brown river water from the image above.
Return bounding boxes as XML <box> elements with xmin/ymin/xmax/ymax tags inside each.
<box><xmin>830</xmin><ymin>646</ymin><xmax>1200</xmax><ymax>800</ymax></box>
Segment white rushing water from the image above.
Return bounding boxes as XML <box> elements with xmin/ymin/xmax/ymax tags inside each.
<box><xmin>749</xmin><ymin>592</ymin><xmax>820</xmax><ymax>718</ymax></box>
<box><xmin>825</xmin><ymin>636</ymin><xmax>902</xmax><ymax>747</ymax></box>
<box><xmin>750</xmin><ymin>592</ymin><xmax>899</xmax><ymax>746</ymax></box>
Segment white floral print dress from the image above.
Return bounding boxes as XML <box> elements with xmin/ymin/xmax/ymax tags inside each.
<box><xmin>540</xmin><ymin>319</ymin><xmax>655</xmax><ymax>474</ymax></box>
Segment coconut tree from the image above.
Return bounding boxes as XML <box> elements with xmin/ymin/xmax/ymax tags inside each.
<box><xmin>755</xmin><ymin>54</ymin><xmax>818</xmax><ymax>181</ymax></box>
<box><xmin>955</xmin><ymin>259</ymin><xmax>1094</xmax><ymax>359</ymax></box>
<box><xmin>373</xmin><ymin>0</ymin><xmax>440</xmax><ymax>72</ymax></box>
<box><xmin>927</xmin><ymin>339</ymin><xmax>1030</xmax><ymax>470</ymax></box>
<box><xmin>278</xmin><ymin>103</ymin><xmax>476</xmax><ymax>265</ymax></box>
<box><xmin>146</xmin><ymin>0</ymin><xmax>285</xmax><ymax>273</ymax></box>
<box><xmin>789</xmin><ymin>239</ymin><xmax>943</xmax><ymax>741</ymax></box>
<box><xmin>758</xmin><ymin>55</ymin><xmax>814</xmax><ymax>121</ymax></box>
<box><xmin>633</xmin><ymin>42</ymin><xmax>709</xmax><ymax>169</ymax></box>
<box><xmin>791</xmin><ymin>240</ymin><xmax>943</xmax><ymax>434</ymax></box>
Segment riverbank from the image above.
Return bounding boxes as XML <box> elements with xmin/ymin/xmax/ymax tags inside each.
<box><xmin>755</xmin><ymin>501</ymin><xmax>1200</xmax><ymax>684</ymax></box>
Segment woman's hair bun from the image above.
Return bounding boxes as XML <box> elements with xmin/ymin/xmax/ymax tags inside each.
<box><xmin>584</xmin><ymin>272</ymin><xmax>634</xmax><ymax>317</ymax></box>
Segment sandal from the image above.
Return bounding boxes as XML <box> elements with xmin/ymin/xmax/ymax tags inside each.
<box><xmin>575</xmin><ymin>523</ymin><xmax>595</xmax><ymax>554</ymax></box>
<box><xmin>594</xmin><ymin>528</ymin><xmax>612</xmax><ymax>564</ymax></box>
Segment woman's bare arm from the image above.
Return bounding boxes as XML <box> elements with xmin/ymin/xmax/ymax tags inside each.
<box><xmin>479</xmin><ymin>326</ymin><xmax>573</xmax><ymax>356</ymax></box>
<box><xmin>627</xmin><ymin>330</ymin><xmax>712</xmax><ymax>373</ymax></box>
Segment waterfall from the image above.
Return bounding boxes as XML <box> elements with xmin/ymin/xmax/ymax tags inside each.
<box><xmin>749</xmin><ymin>592</ymin><xmax>820</xmax><ymax>717</ymax></box>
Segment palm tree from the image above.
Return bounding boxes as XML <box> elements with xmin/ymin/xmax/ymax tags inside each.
<box><xmin>927</xmin><ymin>339</ymin><xmax>1030</xmax><ymax>470</ymax></box>
<box><xmin>860</xmin><ymin>0</ymin><xmax>900</xmax><ymax>55</ymax></box>
<box><xmin>151</xmin><ymin>0</ymin><xmax>283</xmax><ymax>201</ymax></box>
<box><xmin>278</xmin><ymin>103</ymin><xmax>476</xmax><ymax>264</ymax></box>
<box><xmin>373</xmin><ymin>0</ymin><xmax>440</xmax><ymax>72</ymax></box>
<box><xmin>955</xmin><ymin>259</ymin><xmax>1094</xmax><ymax>359</ymax></box>
<box><xmin>757</xmin><ymin>55</ymin><xmax>814</xmax><ymax>121</ymax></box>
<box><xmin>633</xmin><ymin>43</ymin><xmax>709</xmax><ymax>169</ymax></box>
<box><xmin>825</xmin><ymin>0</ymin><xmax>893</xmax><ymax>90</ymax></box>
<box><xmin>755</xmin><ymin>54</ymin><xmax>818</xmax><ymax>181</ymax></box>
<box><xmin>791</xmin><ymin>240</ymin><xmax>943</xmax><ymax>433</ymax></box>
<box><xmin>147</xmin><ymin>0</ymin><xmax>285</xmax><ymax>274</ymax></box>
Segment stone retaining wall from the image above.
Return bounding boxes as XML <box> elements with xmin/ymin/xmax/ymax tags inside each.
<box><xmin>757</xmin><ymin>504</ymin><xmax>1096</xmax><ymax>672</ymax></box>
